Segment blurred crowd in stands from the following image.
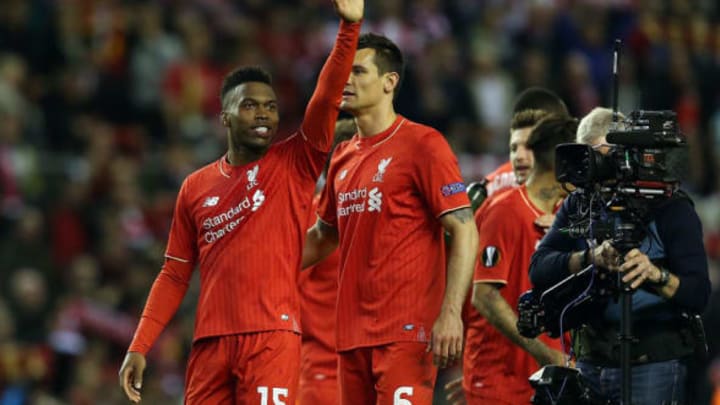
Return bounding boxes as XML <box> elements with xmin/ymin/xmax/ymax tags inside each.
<box><xmin>1</xmin><ymin>0</ymin><xmax>719</xmax><ymax>403</ymax></box>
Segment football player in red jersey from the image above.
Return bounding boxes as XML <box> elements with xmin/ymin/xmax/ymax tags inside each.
<box><xmin>445</xmin><ymin>89</ymin><xmax>571</xmax><ymax>404</ymax></box>
<box><xmin>463</xmin><ymin>116</ymin><xmax>577</xmax><ymax>404</ymax></box>
<box><xmin>303</xmin><ymin>33</ymin><xmax>478</xmax><ymax>405</ymax></box>
<box><xmin>118</xmin><ymin>1</ymin><xmax>364</xmax><ymax>403</ymax></box>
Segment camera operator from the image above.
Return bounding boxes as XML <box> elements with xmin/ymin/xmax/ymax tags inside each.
<box><xmin>529</xmin><ymin>107</ymin><xmax>711</xmax><ymax>405</ymax></box>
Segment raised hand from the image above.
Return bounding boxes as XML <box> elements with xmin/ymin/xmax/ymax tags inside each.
<box><xmin>332</xmin><ymin>0</ymin><xmax>364</xmax><ymax>23</ymax></box>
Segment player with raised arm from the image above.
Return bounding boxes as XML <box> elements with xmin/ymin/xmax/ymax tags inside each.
<box><xmin>118</xmin><ymin>1</ymin><xmax>363</xmax><ymax>403</ymax></box>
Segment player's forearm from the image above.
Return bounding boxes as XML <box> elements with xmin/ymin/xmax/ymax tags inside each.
<box><xmin>313</xmin><ymin>20</ymin><xmax>361</xmax><ymax>103</ymax></box>
<box><xmin>302</xmin><ymin>223</ymin><xmax>339</xmax><ymax>269</ymax></box>
<box><xmin>301</xmin><ymin>20</ymin><xmax>361</xmax><ymax>152</ymax></box>
<box><xmin>472</xmin><ymin>283</ymin><xmax>550</xmax><ymax>359</ymax></box>
<box><xmin>128</xmin><ymin>261</ymin><xmax>192</xmax><ymax>354</ymax></box>
<box><xmin>442</xmin><ymin>220</ymin><xmax>478</xmax><ymax>314</ymax></box>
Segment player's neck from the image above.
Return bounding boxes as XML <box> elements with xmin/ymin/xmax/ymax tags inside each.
<box><xmin>526</xmin><ymin>171</ymin><xmax>563</xmax><ymax>214</ymax></box>
<box><xmin>226</xmin><ymin>144</ymin><xmax>266</xmax><ymax>166</ymax></box>
<box><xmin>354</xmin><ymin>103</ymin><xmax>397</xmax><ymax>138</ymax></box>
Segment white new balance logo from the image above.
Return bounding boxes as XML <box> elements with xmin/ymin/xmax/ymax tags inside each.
<box><xmin>367</xmin><ymin>187</ymin><xmax>382</xmax><ymax>212</ymax></box>
<box><xmin>203</xmin><ymin>196</ymin><xmax>220</xmax><ymax>207</ymax></box>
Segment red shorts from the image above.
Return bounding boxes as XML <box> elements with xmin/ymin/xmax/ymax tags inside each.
<box><xmin>184</xmin><ymin>331</ymin><xmax>300</xmax><ymax>405</ymax></box>
<box><xmin>299</xmin><ymin>340</ymin><xmax>339</xmax><ymax>405</ymax></box>
<box><xmin>338</xmin><ymin>342</ymin><xmax>437</xmax><ymax>405</ymax></box>
<box><xmin>298</xmin><ymin>376</ymin><xmax>339</xmax><ymax>405</ymax></box>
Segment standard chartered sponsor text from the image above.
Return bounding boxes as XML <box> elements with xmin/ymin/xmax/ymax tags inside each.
<box><xmin>338</xmin><ymin>187</ymin><xmax>367</xmax><ymax>203</ymax></box>
<box><xmin>337</xmin><ymin>187</ymin><xmax>381</xmax><ymax>217</ymax></box>
<box><xmin>203</xmin><ymin>196</ymin><xmax>251</xmax><ymax>243</ymax></box>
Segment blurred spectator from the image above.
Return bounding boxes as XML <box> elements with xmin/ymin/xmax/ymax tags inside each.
<box><xmin>0</xmin><ymin>54</ymin><xmax>43</xmax><ymax>219</ymax></box>
<box><xmin>129</xmin><ymin>2</ymin><xmax>183</xmax><ymax>140</ymax></box>
<box><xmin>162</xmin><ymin>9</ymin><xmax>223</xmax><ymax>145</ymax></box>
<box><xmin>0</xmin><ymin>208</ymin><xmax>54</xmax><ymax>288</ymax></box>
<box><xmin>7</xmin><ymin>268</ymin><xmax>51</xmax><ymax>344</ymax></box>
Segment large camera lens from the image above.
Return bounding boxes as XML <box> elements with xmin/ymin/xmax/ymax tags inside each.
<box><xmin>555</xmin><ymin>144</ymin><xmax>616</xmax><ymax>187</ymax></box>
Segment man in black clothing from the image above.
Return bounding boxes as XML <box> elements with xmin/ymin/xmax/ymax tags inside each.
<box><xmin>529</xmin><ymin>107</ymin><xmax>711</xmax><ymax>405</ymax></box>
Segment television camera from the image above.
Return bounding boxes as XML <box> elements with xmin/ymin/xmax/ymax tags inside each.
<box><xmin>517</xmin><ymin>109</ymin><xmax>688</xmax><ymax>405</ymax></box>
<box><xmin>518</xmin><ymin>109</ymin><xmax>686</xmax><ymax>339</ymax></box>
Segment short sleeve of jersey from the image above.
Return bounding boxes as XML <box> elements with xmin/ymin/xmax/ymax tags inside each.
<box><xmin>317</xmin><ymin>161</ymin><xmax>338</xmax><ymax>227</ymax></box>
<box><xmin>165</xmin><ymin>178</ymin><xmax>198</xmax><ymax>264</ymax></box>
<box><xmin>413</xmin><ymin>130</ymin><xmax>470</xmax><ymax>217</ymax></box>
<box><xmin>474</xmin><ymin>202</ymin><xmax>516</xmax><ymax>285</ymax></box>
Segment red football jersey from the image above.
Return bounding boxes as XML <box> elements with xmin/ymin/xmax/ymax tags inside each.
<box><xmin>463</xmin><ymin>185</ymin><xmax>564</xmax><ymax>401</ymax></box>
<box><xmin>484</xmin><ymin>160</ymin><xmax>516</xmax><ymax>198</ymax></box>
<box><xmin>299</xmin><ymin>197</ymin><xmax>340</xmax><ymax>379</ymax></box>
<box><xmin>318</xmin><ymin>116</ymin><xmax>471</xmax><ymax>351</ymax></box>
<box><xmin>128</xmin><ymin>20</ymin><xmax>361</xmax><ymax>354</ymax></box>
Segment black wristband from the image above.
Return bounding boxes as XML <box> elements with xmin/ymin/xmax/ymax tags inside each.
<box><xmin>656</xmin><ymin>267</ymin><xmax>671</xmax><ymax>286</ymax></box>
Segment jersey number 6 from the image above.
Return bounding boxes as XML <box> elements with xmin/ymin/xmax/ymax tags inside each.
<box><xmin>394</xmin><ymin>386</ymin><xmax>414</xmax><ymax>405</ymax></box>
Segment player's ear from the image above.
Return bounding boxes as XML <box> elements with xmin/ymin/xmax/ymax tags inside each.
<box><xmin>220</xmin><ymin>112</ymin><xmax>230</xmax><ymax>128</ymax></box>
<box><xmin>383</xmin><ymin>72</ymin><xmax>399</xmax><ymax>95</ymax></box>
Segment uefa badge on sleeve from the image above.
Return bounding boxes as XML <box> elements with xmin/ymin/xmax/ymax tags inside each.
<box><xmin>441</xmin><ymin>182</ymin><xmax>465</xmax><ymax>197</ymax></box>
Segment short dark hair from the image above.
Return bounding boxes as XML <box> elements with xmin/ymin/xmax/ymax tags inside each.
<box><xmin>357</xmin><ymin>33</ymin><xmax>404</xmax><ymax>97</ymax></box>
<box><xmin>510</xmin><ymin>109</ymin><xmax>549</xmax><ymax>131</ymax></box>
<box><xmin>527</xmin><ymin>116</ymin><xmax>578</xmax><ymax>172</ymax></box>
<box><xmin>512</xmin><ymin>87</ymin><xmax>569</xmax><ymax>118</ymax></box>
<box><xmin>220</xmin><ymin>66</ymin><xmax>273</xmax><ymax>110</ymax></box>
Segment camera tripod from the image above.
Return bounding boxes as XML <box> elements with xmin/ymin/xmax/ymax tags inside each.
<box><xmin>609</xmin><ymin>217</ymin><xmax>645</xmax><ymax>405</ymax></box>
